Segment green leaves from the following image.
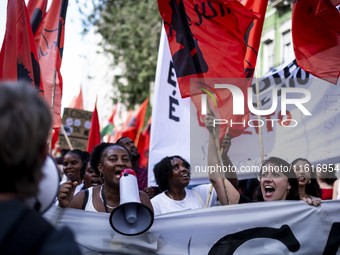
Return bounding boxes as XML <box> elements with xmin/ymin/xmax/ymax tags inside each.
<box><xmin>83</xmin><ymin>0</ymin><xmax>162</xmax><ymax>113</ymax></box>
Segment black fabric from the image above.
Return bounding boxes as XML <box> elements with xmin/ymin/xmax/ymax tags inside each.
<box><xmin>238</xmin><ymin>194</ymin><xmax>253</xmax><ymax>204</ymax></box>
<box><xmin>0</xmin><ymin>200</ymin><xmax>53</xmax><ymax>255</ymax></box>
<box><xmin>81</xmin><ymin>188</ymin><xmax>89</xmax><ymax>210</ymax></box>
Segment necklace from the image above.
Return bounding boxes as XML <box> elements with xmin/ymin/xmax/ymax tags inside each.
<box><xmin>100</xmin><ymin>185</ymin><xmax>115</xmax><ymax>212</ymax></box>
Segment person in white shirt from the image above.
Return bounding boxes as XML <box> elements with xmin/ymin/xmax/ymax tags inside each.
<box><xmin>151</xmin><ymin>156</ymin><xmax>217</xmax><ymax>215</ymax></box>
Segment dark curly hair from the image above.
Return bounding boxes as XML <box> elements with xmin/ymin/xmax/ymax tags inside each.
<box><xmin>89</xmin><ymin>142</ymin><xmax>132</xmax><ymax>174</ymax></box>
<box><xmin>253</xmin><ymin>157</ymin><xmax>300</xmax><ymax>201</ymax></box>
<box><xmin>291</xmin><ymin>158</ymin><xmax>322</xmax><ymax>198</ymax></box>
<box><xmin>153</xmin><ymin>155</ymin><xmax>190</xmax><ymax>192</ymax></box>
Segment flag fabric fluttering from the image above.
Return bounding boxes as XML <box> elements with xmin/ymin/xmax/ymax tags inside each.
<box><xmin>27</xmin><ymin>0</ymin><xmax>48</xmax><ymax>48</ymax></box>
<box><xmin>87</xmin><ymin>101</ymin><xmax>101</xmax><ymax>153</ymax></box>
<box><xmin>242</xmin><ymin>0</ymin><xmax>268</xmax><ymax>79</ymax></box>
<box><xmin>68</xmin><ymin>87</ymin><xmax>83</xmax><ymax>109</ymax></box>
<box><xmin>111</xmin><ymin>109</ymin><xmax>134</xmax><ymax>143</ymax></box>
<box><xmin>157</xmin><ymin>0</ymin><xmax>261</xmax><ymax>139</ymax></box>
<box><xmin>157</xmin><ymin>0</ymin><xmax>259</xmax><ymax>98</ymax></box>
<box><xmin>137</xmin><ymin>117</ymin><xmax>151</xmax><ymax>169</ymax></box>
<box><xmin>121</xmin><ymin>99</ymin><xmax>149</xmax><ymax>144</ymax></box>
<box><xmin>108</xmin><ymin>102</ymin><xmax>119</xmax><ymax>126</ymax></box>
<box><xmin>101</xmin><ymin>102</ymin><xmax>118</xmax><ymax>139</ymax></box>
<box><xmin>292</xmin><ymin>0</ymin><xmax>340</xmax><ymax>84</ymax></box>
<box><xmin>0</xmin><ymin>0</ymin><xmax>43</xmax><ymax>93</ymax></box>
<box><xmin>38</xmin><ymin>0</ymin><xmax>69</xmax><ymax>128</ymax></box>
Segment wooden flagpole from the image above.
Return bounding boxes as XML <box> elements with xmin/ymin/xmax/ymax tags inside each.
<box><xmin>48</xmin><ymin>68</ymin><xmax>57</xmax><ymax>154</ymax></box>
<box><xmin>255</xmin><ymin>68</ymin><xmax>264</xmax><ymax>163</ymax></box>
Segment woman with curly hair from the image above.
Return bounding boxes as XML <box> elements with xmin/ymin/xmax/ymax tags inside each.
<box><xmin>151</xmin><ymin>155</ymin><xmax>218</xmax><ymax>215</ymax></box>
<box><xmin>58</xmin><ymin>143</ymin><xmax>153</xmax><ymax>213</ymax></box>
<box><xmin>291</xmin><ymin>158</ymin><xmax>322</xmax><ymax>199</ymax></box>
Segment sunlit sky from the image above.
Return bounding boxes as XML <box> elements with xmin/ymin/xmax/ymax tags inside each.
<box><xmin>0</xmin><ymin>0</ymin><xmax>92</xmax><ymax>109</ymax></box>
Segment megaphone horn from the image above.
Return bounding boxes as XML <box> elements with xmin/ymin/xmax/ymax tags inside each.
<box><xmin>109</xmin><ymin>169</ymin><xmax>154</xmax><ymax>236</ymax></box>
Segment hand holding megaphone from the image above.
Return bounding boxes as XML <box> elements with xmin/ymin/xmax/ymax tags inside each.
<box><xmin>109</xmin><ymin>169</ymin><xmax>154</xmax><ymax>236</ymax></box>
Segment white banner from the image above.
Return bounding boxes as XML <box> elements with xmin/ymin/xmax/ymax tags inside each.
<box><xmin>229</xmin><ymin>59</ymin><xmax>340</xmax><ymax>175</ymax></box>
<box><xmin>149</xmin><ymin>27</ymin><xmax>340</xmax><ymax>184</ymax></box>
<box><xmin>148</xmin><ymin>27</ymin><xmax>209</xmax><ymax>186</ymax></box>
<box><xmin>44</xmin><ymin>201</ymin><xmax>340</xmax><ymax>254</ymax></box>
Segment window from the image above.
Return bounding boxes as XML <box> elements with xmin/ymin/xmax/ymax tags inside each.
<box><xmin>282</xmin><ymin>30</ymin><xmax>293</xmax><ymax>63</ymax></box>
<box><xmin>263</xmin><ymin>39</ymin><xmax>275</xmax><ymax>74</ymax></box>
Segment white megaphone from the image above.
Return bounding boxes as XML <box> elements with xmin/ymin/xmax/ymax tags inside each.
<box><xmin>25</xmin><ymin>155</ymin><xmax>60</xmax><ymax>213</ymax></box>
<box><xmin>109</xmin><ymin>169</ymin><xmax>154</xmax><ymax>236</ymax></box>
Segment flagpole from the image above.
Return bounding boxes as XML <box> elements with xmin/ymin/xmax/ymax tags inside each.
<box><xmin>60</xmin><ymin>124</ymin><xmax>74</xmax><ymax>150</ymax></box>
<box><xmin>135</xmin><ymin>128</ymin><xmax>142</xmax><ymax>147</ymax></box>
<box><xmin>48</xmin><ymin>68</ymin><xmax>57</xmax><ymax>154</ymax></box>
<box><xmin>255</xmin><ymin>69</ymin><xmax>264</xmax><ymax>163</ymax></box>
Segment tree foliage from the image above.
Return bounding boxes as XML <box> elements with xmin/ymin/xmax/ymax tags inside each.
<box><xmin>83</xmin><ymin>0</ymin><xmax>162</xmax><ymax>112</ymax></box>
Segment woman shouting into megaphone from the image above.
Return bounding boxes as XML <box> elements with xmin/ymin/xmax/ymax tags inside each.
<box><xmin>57</xmin><ymin>143</ymin><xmax>153</xmax><ymax>214</ymax></box>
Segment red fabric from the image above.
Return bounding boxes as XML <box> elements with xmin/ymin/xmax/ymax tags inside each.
<box><xmin>87</xmin><ymin>101</ymin><xmax>101</xmax><ymax>153</ymax></box>
<box><xmin>27</xmin><ymin>0</ymin><xmax>48</xmax><ymax>48</ymax></box>
<box><xmin>321</xmin><ymin>188</ymin><xmax>333</xmax><ymax>200</ymax></box>
<box><xmin>108</xmin><ymin>102</ymin><xmax>118</xmax><ymax>126</ymax></box>
<box><xmin>137</xmin><ymin>117</ymin><xmax>151</xmax><ymax>169</ymax></box>
<box><xmin>0</xmin><ymin>0</ymin><xmax>43</xmax><ymax>93</ymax></box>
<box><xmin>51</xmin><ymin>127</ymin><xmax>60</xmax><ymax>150</ymax></box>
<box><xmin>292</xmin><ymin>0</ymin><xmax>340</xmax><ymax>84</ymax></box>
<box><xmin>114</xmin><ymin>109</ymin><xmax>133</xmax><ymax>142</ymax></box>
<box><xmin>157</xmin><ymin>0</ymin><xmax>260</xmax><ymax>139</ymax></box>
<box><xmin>68</xmin><ymin>87</ymin><xmax>83</xmax><ymax>109</ymax></box>
<box><xmin>121</xmin><ymin>98</ymin><xmax>149</xmax><ymax>142</ymax></box>
<box><xmin>38</xmin><ymin>0</ymin><xmax>69</xmax><ymax>128</ymax></box>
<box><xmin>241</xmin><ymin>0</ymin><xmax>268</xmax><ymax>79</ymax></box>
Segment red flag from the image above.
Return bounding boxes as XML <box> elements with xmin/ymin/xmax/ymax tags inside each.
<box><xmin>0</xmin><ymin>0</ymin><xmax>43</xmax><ymax>93</ymax></box>
<box><xmin>137</xmin><ymin>117</ymin><xmax>151</xmax><ymax>169</ymax></box>
<box><xmin>242</xmin><ymin>0</ymin><xmax>268</xmax><ymax>79</ymax></box>
<box><xmin>157</xmin><ymin>0</ymin><xmax>260</xmax><ymax>138</ymax></box>
<box><xmin>51</xmin><ymin>127</ymin><xmax>60</xmax><ymax>150</ymax></box>
<box><xmin>68</xmin><ymin>87</ymin><xmax>83</xmax><ymax>109</ymax></box>
<box><xmin>38</xmin><ymin>0</ymin><xmax>69</xmax><ymax>128</ymax></box>
<box><xmin>108</xmin><ymin>102</ymin><xmax>119</xmax><ymax>126</ymax></box>
<box><xmin>114</xmin><ymin>109</ymin><xmax>133</xmax><ymax>141</ymax></box>
<box><xmin>292</xmin><ymin>0</ymin><xmax>340</xmax><ymax>84</ymax></box>
<box><xmin>157</xmin><ymin>0</ymin><xmax>259</xmax><ymax>98</ymax></box>
<box><xmin>27</xmin><ymin>0</ymin><xmax>48</xmax><ymax>31</ymax></box>
<box><xmin>87</xmin><ymin>101</ymin><xmax>101</xmax><ymax>153</ymax></box>
<box><xmin>121</xmin><ymin>98</ymin><xmax>149</xmax><ymax>143</ymax></box>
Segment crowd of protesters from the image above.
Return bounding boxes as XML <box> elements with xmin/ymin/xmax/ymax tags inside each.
<box><xmin>1</xmin><ymin>81</ymin><xmax>339</xmax><ymax>255</ymax></box>
<box><xmin>54</xmin><ymin>107</ymin><xmax>340</xmax><ymax>217</ymax></box>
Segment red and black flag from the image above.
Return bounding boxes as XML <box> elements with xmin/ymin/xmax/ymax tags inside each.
<box><xmin>38</xmin><ymin>0</ymin><xmax>69</xmax><ymax>128</ymax></box>
<box><xmin>27</xmin><ymin>0</ymin><xmax>48</xmax><ymax>49</ymax></box>
<box><xmin>292</xmin><ymin>0</ymin><xmax>340</xmax><ymax>84</ymax></box>
<box><xmin>0</xmin><ymin>0</ymin><xmax>43</xmax><ymax>93</ymax></box>
<box><xmin>158</xmin><ymin>0</ymin><xmax>259</xmax><ymax>98</ymax></box>
<box><xmin>242</xmin><ymin>0</ymin><xmax>268</xmax><ymax>79</ymax></box>
<box><xmin>157</xmin><ymin>0</ymin><xmax>259</xmax><ymax>138</ymax></box>
<box><xmin>121</xmin><ymin>98</ymin><xmax>149</xmax><ymax>143</ymax></box>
